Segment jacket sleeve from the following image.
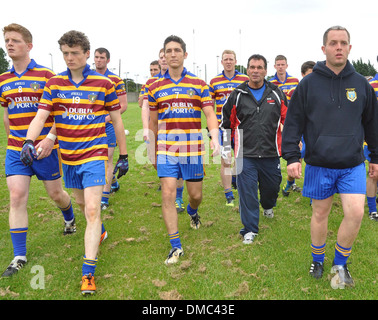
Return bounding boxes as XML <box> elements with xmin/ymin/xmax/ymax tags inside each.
<box><xmin>363</xmin><ymin>84</ymin><xmax>378</xmax><ymax>164</ymax></box>
<box><xmin>281</xmin><ymin>85</ymin><xmax>305</xmax><ymax>165</ymax></box>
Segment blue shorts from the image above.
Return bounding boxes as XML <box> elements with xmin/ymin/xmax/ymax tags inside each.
<box><xmin>300</xmin><ymin>137</ymin><xmax>306</xmax><ymax>159</ymax></box>
<box><xmin>62</xmin><ymin>160</ymin><xmax>107</xmax><ymax>189</ymax></box>
<box><xmin>157</xmin><ymin>155</ymin><xmax>204</xmax><ymax>181</ymax></box>
<box><xmin>302</xmin><ymin>163</ymin><xmax>366</xmax><ymax>200</ymax></box>
<box><xmin>106</xmin><ymin>122</ymin><xmax>117</xmax><ymax>148</ymax></box>
<box><xmin>364</xmin><ymin>145</ymin><xmax>371</xmax><ymax>162</ymax></box>
<box><xmin>5</xmin><ymin>149</ymin><xmax>61</xmax><ymax>181</ymax></box>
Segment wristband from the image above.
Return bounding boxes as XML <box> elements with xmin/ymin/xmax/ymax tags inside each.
<box><xmin>119</xmin><ymin>154</ymin><xmax>128</xmax><ymax>160</ymax></box>
<box><xmin>47</xmin><ymin>133</ymin><xmax>57</xmax><ymax>142</ymax></box>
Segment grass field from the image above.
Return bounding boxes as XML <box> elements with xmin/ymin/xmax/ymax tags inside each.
<box><xmin>0</xmin><ymin>102</ymin><xmax>377</xmax><ymax>302</ymax></box>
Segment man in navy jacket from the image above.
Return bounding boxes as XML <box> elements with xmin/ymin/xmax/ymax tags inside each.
<box><xmin>282</xmin><ymin>26</ymin><xmax>378</xmax><ymax>289</ymax></box>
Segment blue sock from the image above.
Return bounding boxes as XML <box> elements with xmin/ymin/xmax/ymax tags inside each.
<box><xmin>311</xmin><ymin>243</ymin><xmax>325</xmax><ymax>263</ymax></box>
<box><xmin>101</xmin><ymin>191</ymin><xmax>110</xmax><ymax>204</ymax></box>
<box><xmin>224</xmin><ymin>188</ymin><xmax>233</xmax><ymax>199</ymax></box>
<box><xmin>284</xmin><ymin>179</ymin><xmax>295</xmax><ymax>192</ymax></box>
<box><xmin>82</xmin><ymin>255</ymin><xmax>98</xmax><ymax>276</ymax></box>
<box><xmin>59</xmin><ymin>201</ymin><xmax>74</xmax><ymax>222</ymax></box>
<box><xmin>176</xmin><ymin>186</ymin><xmax>184</xmax><ymax>200</ymax></box>
<box><xmin>111</xmin><ymin>176</ymin><xmax>119</xmax><ymax>188</ymax></box>
<box><xmin>169</xmin><ymin>231</ymin><xmax>182</xmax><ymax>249</ymax></box>
<box><xmin>367</xmin><ymin>196</ymin><xmax>377</xmax><ymax>213</ymax></box>
<box><xmin>334</xmin><ymin>242</ymin><xmax>352</xmax><ymax>266</ymax></box>
<box><xmin>101</xmin><ymin>223</ymin><xmax>106</xmax><ymax>235</ymax></box>
<box><xmin>10</xmin><ymin>228</ymin><xmax>28</xmax><ymax>257</ymax></box>
<box><xmin>187</xmin><ymin>204</ymin><xmax>198</xmax><ymax>216</ymax></box>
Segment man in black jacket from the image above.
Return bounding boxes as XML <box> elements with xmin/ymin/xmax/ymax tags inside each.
<box><xmin>282</xmin><ymin>26</ymin><xmax>378</xmax><ymax>289</ymax></box>
<box><xmin>220</xmin><ymin>54</ymin><xmax>287</xmax><ymax>245</ymax></box>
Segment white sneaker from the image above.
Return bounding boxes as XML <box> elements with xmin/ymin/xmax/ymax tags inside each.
<box><xmin>165</xmin><ymin>247</ymin><xmax>184</xmax><ymax>265</ymax></box>
<box><xmin>263</xmin><ymin>208</ymin><xmax>274</xmax><ymax>218</ymax></box>
<box><xmin>242</xmin><ymin>232</ymin><xmax>257</xmax><ymax>244</ymax></box>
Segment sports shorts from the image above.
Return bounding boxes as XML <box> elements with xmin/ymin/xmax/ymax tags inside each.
<box><xmin>157</xmin><ymin>154</ymin><xmax>204</xmax><ymax>181</ymax></box>
<box><xmin>62</xmin><ymin>160</ymin><xmax>107</xmax><ymax>189</ymax></box>
<box><xmin>5</xmin><ymin>148</ymin><xmax>61</xmax><ymax>181</ymax></box>
<box><xmin>106</xmin><ymin>122</ymin><xmax>117</xmax><ymax>148</ymax></box>
<box><xmin>302</xmin><ymin>162</ymin><xmax>366</xmax><ymax>200</ymax></box>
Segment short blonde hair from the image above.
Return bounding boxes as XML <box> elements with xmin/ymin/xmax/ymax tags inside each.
<box><xmin>3</xmin><ymin>23</ymin><xmax>33</xmax><ymax>43</ymax></box>
<box><xmin>222</xmin><ymin>50</ymin><xmax>236</xmax><ymax>60</ymax></box>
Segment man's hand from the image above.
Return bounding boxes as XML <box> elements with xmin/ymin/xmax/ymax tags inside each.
<box><xmin>210</xmin><ymin>138</ymin><xmax>220</xmax><ymax>157</ymax></box>
<box><xmin>35</xmin><ymin>136</ymin><xmax>55</xmax><ymax>160</ymax></box>
<box><xmin>368</xmin><ymin>163</ymin><xmax>378</xmax><ymax>179</ymax></box>
<box><xmin>287</xmin><ymin>162</ymin><xmax>302</xmax><ymax>179</ymax></box>
<box><xmin>113</xmin><ymin>154</ymin><xmax>129</xmax><ymax>179</ymax></box>
<box><xmin>20</xmin><ymin>140</ymin><xmax>37</xmax><ymax>166</ymax></box>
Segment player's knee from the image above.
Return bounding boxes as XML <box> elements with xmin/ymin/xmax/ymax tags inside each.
<box><xmin>9</xmin><ymin>188</ymin><xmax>28</xmax><ymax>208</ymax></box>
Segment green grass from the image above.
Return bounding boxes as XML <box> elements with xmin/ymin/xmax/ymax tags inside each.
<box><xmin>0</xmin><ymin>103</ymin><xmax>377</xmax><ymax>300</ymax></box>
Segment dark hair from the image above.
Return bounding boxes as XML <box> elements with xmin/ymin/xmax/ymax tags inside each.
<box><xmin>163</xmin><ymin>35</ymin><xmax>186</xmax><ymax>53</ymax></box>
<box><xmin>247</xmin><ymin>54</ymin><xmax>267</xmax><ymax>70</ymax></box>
<box><xmin>301</xmin><ymin>61</ymin><xmax>315</xmax><ymax>75</ymax></box>
<box><xmin>95</xmin><ymin>47</ymin><xmax>110</xmax><ymax>59</ymax></box>
<box><xmin>58</xmin><ymin>30</ymin><xmax>90</xmax><ymax>52</ymax></box>
<box><xmin>323</xmin><ymin>26</ymin><xmax>350</xmax><ymax>45</ymax></box>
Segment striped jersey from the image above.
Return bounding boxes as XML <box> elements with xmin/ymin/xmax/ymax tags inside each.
<box><xmin>269</xmin><ymin>72</ymin><xmax>299</xmax><ymax>102</ymax></box>
<box><xmin>142</xmin><ymin>71</ymin><xmax>165</xmax><ymax>99</ymax></box>
<box><xmin>103</xmin><ymin>69</ymin><xmax>127</xmax><ymax>97</ymax></box>
<box><xmin>38</xmin><ymin>64</ymin><xmax>121</xmax><ymax>165</ymax></box>
<box><xmin>369</xmin><ymin>74</ymin><xmax>378</xmax><ymax>100</ymax></box>
<box><xmin>209</xmin><ymin>70</ymin><xmax>249</xmax><ymax>122</ymax></box>
<box><xmin>148</xmin><ymin>67</ymin><xmax>213</xmax><ymax>157</ymax></box>
<box><xmin>0</xmin><ymin>59</ymin><xmax>56</xmax><ymax>151</ymax></box>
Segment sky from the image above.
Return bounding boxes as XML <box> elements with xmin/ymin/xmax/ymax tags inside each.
<box><xmin>2</xmin><ymin>0</ymin><xmax>378</xmax><ymax>84</ymax></box>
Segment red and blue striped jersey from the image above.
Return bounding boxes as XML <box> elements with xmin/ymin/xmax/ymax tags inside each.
<box><xmin>148</xmin><ymin>68</ymin><xmax>213</xmax><ymax>157</ymax></box>
<box><xmin>0</xmin><ymin>59</ymin><xmax>56</xmax><ymax>151</ymax></box>
<box><xmin>142</xmin><ymin>71</ymin><xmax>165</xmax><ymax>99</ymax></box>
<box><xmin>103</xmin><ymin>69</ymin><xmax>127</xmax><ymax>97</ymax></box>
<box><xmin>369</xmin><ymin>74</ymin><xmax>378</xmax><ymax>100</ymax></box>
<box><xmin>209</xmin><ymin>71</ymin><xmax>249</xmax><ymax>122</ymax></box>
<box><xmin>269</xmin><ymin>72</ymin><xmax>299</xmax><ymax>102</ymax></box>
<box><xmin>38</xmin><ymin>64</ymin><xmax>120</xmax><ymax>165</ymax></box>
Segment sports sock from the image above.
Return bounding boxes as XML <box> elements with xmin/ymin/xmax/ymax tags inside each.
<box><xmin>111</xmin><ymin>176</ymin><xmax>119</xmax><ymax>188</ymax></box>
<box><xmin>10</xmin><ymin>228</ymin><xmax>28</xmax><ymax>258</ymax></box>
<box><xmin>82</xmin><ymin>255</ymin><xmax>98</xmax><ymax>276</ymax></box>
<box><xmin>311</xmin><ymin>243</ymin><xmax>325</xmax><ymax>263</ymax></box>
<box><xmin>101</xmin><ymin>191</ymin><xmax>110</xmax><ymax>204</ymax></box>
<box><xmin>169</xmin><ymin>231</ymin><xmax>182</xmax><ymax>249</ymax></box>
<box><xmin>101</xmin><ymin>223</ymin><xmax>106</xmax><ymax>235</ymax></box>
<box><xmin>224</xmin><ymin>187</ymin><xmax>234</xmax><ymax>199</ymax></box>
<box><xmin>284</xmin><ymin>179</ymin><xmax>295</xmax><ymax>192</ymax></box>
<box><xmin>367</xmin><ymin>196</ymin><xmax>377</xmax><ymax>213</ymax></box>
<box><xmin>176</xmin><ymin>186</ymin><xmax>184</xmax><ymax>200</ymax></box>
<box><xmin>59</xmin><ymin>201</ymin><xmax>74</xmax><ymax>222</ymax></box>
<box><xmin>333</xmin><ymin>242</ymin><xmax>352</xmax><ymax>266</ymax></box>
<box><xmin>187</xmin><ymin>204</ymin><xmax>198</xmax><ymax>216</ymax></box>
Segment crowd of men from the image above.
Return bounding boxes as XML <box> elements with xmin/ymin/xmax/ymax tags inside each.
<box><xmin>0</xmin><ymin>23</ymin><xmax>377</xmax><ymax>295</ymax></box>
